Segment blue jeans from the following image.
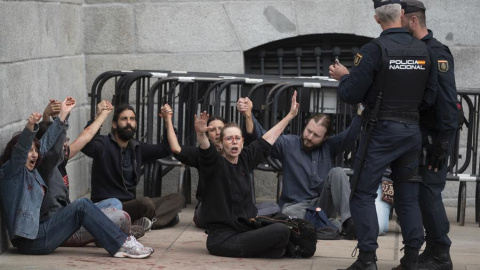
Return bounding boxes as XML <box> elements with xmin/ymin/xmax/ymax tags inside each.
<box><xmin>95</xmin><ymin>198</ymin><xmax>123</xmax><ymax>210</ymax></box>
<box><xmin>376</xmin><ymin>184</ymin><xmax>391</xmax><ymax>235</ymax></box>
<box><xmin>14</xmin><ymin>198</ymin><xmax>127</xmax><ymax>256</ymax></box>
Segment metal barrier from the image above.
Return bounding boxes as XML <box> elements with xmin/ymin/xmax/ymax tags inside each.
<box><xmin>89</xmin><ymin>70</ymin><xmax>480</xmax><ymax>225</ymax></box>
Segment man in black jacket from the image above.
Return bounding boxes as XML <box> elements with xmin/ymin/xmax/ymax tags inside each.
<box><xmin>400</xmin><ymin>1</ymin><xmax>458</xmax><ymax>269</ymax></box>
<box><xmin>82</xmin><ymin>104</ymin><xmax>184</xmax><ymax>230</ymax></box>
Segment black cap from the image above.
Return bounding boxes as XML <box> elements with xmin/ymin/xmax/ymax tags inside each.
<box><xmin>373</xmin><ymin>0</ymin><xmax>402</xmax><ymax>9</ymax></box>
<box><xmin>401</xmin><ymin>0</ymin><xmax>426</xmax><ymax>14</ymax></box>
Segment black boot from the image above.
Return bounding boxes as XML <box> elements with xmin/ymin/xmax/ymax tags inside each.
<box><xmin>340</xmin><ymin>250</ymin><xmax>377</xmax><ymax>270</ymax></box>
<box><xmin>418</xmin><ymin>239</ymin><xmax>434</xmax><ymax>264</ymax></box>
<box><xmin>391</xmin><ymin>246</ymin><xmax>419</xmax><ymax>270</ymax></box>
<box><xmin>418</xmin><ymin>244</ymin><xmax>452</xmax><ymax>270</ymax></box>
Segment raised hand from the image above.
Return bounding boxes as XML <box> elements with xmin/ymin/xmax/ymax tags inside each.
<box><xmin>328</xmin><ymin>61</ymin><xmax>349</xmax><ymax>81</ymax></box>
<box><xmin>159</xmin><ymin>104</ymin><xmax>173</xmax><ymax>120</ymax></box>
<box><xmin>194</xmin><ymin>111</ymin><xmax>210</xmax><ymax>133</ymax></box>
<box><xmin>59</xmin><ymin>96</ymin><xmax>76</xmax><ymax>121</ymax></box>
<box><xmin>96</xmin><ymin>100</ymin><xmax>113</xmax><ymax>117</ymax></box>
<box><xmin>62</xmin><ymin>97</ymin><xmax>76</xmax><ymax>113</ymax></box>
<box><xmin>288</xmin><ymin>90</ymin><xmax>299</xmax><ymax>119</ymax></box>
<box><xmin>236</xmin><ymin>97</ymin><xmax>253</xmax><ymax>117</ymax></box>
<box><xmin>27</xmin><ymin>112</ymin><xmax>43</xmax><ymax>131</ymax></box>
<box><xmin>43</xmin><ymin>99</ymin><xmax>61</xmax><ymax>121</ymax></box>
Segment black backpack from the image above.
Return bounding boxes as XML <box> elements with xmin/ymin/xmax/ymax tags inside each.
<box><xmin>305</xmin><ymin>206</ymin><xmax>341</xmax><ymax>240</ymax></box>
<box><xmin>255</xmin><ymin>214</ymin><xmax>317</xmax><ymax>258</ymax></box>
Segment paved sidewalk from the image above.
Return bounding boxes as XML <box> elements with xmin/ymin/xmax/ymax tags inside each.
<box><xmin>0</xmin><ymin>202</ymin><xmax>479</xmax><ymax>270</ymax></box>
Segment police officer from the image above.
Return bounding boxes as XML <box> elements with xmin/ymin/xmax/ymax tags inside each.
<box><xmin>329</xmin><ymin>0</ymin><xmax>438</xmax><ymax>269</ymax></box>
<box><xmin>400</xmin><ymin>1</ymin><xmax>458</xmax><ymax>269</ymax></box>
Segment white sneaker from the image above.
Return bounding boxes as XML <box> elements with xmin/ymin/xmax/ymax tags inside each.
<box><xmin>114</xmin><ymin>236</ymin><xmax>154</xmax><ymax>259</ymax></box>
<box><xmin>130</xmin><ymin>235</ymin><xmax>154</xmax><ymax>254</ymax></box>
<box><xmin>132</xmin><ymin>217</ymin><xmax>153</xmax><ymax>231</ymax></box>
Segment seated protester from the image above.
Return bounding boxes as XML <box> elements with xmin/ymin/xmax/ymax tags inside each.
<box><xmin>250</xmin><ymin>103</ymin><xmax>364</xmax><ymax>239</ymax></box>
<box><xmin>175</xmin><ymin>115</ymin><xmax>226</xmax><ymax>228</ymax></box>
<box><xmin>172</xmin><ymin>101</ymin><xmax>261</xmax><ymax>229</ymax></box>
<box><xmin>0</xmin><ymin>97</ymin><xmax>152</xmax><ymax>258</ymax></box>
<box><xmin>81</xmin><ymin>104</ymin><xmax>185</xmax><ymax>230</ymax></box>
<box><xmin>36</xmin><ymin>99</ymin><xmax>144</xmax><ymax>246</ymax></box>
<box><xmin>162</xmin><ymin>91</ymin><xmax>299</xmax><ymax>258</ymax></box>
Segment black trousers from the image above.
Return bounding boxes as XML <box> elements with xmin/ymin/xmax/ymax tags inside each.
<box><xmin>206</xmin><ymin>223</ymin><xmax>290</xmax><ymax>258</ymax></box>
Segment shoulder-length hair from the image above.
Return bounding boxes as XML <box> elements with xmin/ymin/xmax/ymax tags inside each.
<box><xmin>0</xmin><ymin>134</ymin><xmax>42</xmax><ymax>168</ymax></box>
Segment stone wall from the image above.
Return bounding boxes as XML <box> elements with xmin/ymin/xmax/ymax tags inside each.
<box><xmin>1</xmin><ymin>0</ymin><xmax>480</xmax><ymax>254</ymax></box>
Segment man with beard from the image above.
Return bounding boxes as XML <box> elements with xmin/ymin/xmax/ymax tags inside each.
<box><xmin>248</xmin><ymin>101</ymin><xmax>363</xmax><ymax>239</ymax></box>
<box><xmin>81</xmin><ymin>104</ymin><xmax>185</xmax><ymax>230</ymax></box>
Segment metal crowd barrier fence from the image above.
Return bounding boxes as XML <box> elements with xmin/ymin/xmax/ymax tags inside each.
<box><xmin>89</xmin><ymin>70</ymin><xmax>479</xmax><ymax>226</ymax></box>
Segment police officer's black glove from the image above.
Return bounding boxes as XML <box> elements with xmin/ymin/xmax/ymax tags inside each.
<box><xmin>426</xmin><ymin>141</ymin><xmax>449</xmax><ymax>171</ymax></box>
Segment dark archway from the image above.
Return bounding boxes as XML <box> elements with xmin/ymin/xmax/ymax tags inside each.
<box><xmin>244</xmin><ymin>33</ymin><xmax>373</xmax><ymax>76</ymax></box>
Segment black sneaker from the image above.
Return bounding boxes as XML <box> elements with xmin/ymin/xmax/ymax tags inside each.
<box><xmin>165</xmin><ymin>215</ymin><xmax>180</xmax><ymax>227</ymax></box>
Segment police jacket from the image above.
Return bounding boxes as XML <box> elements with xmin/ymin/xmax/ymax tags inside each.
<box><xmin>81</xmin><ymin>131</ymin><xmax>171</xmax><ymax>203</ymax></box>
<box><xmin>338</xmin><ymin>28</ymin><xmax>437</xmax><ymax>120</ymax></box>
<box><xmin>421</xmin><ymin>30</ymin><xmax>458</xmax><ymax>142</ymax></box>
<box><xmin>0</xmin><ymin>118</ymin><xmax>66</xmax><ymax>240</ymax></box>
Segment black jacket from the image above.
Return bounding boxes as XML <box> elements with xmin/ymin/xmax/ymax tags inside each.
<box><xmin>81</xmin><ymin>132</ymin><xmax>171</xmax><ymax>202</ymax></box>
<box><xmin>198</xmin><ymin>138</ymin><xmax>271</xmax><ymax>232</ymax></box>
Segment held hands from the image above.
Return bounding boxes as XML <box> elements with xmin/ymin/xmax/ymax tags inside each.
<box><xmin>59</xmin><ymin>96</ymin><xmax>76</xmax><ymax>122</ymax></box>
<box><xmin>236</xmin><ymin>97</ymin><xmax>253</xmax><ymax>117</ymax></box>
<box><xmin>27</xmin><ymin>112</ymin><xmax>43</xmax><ymax>131</ymax></box>
<box><xmin>43</xmin><ymin>99</ymin><xmax>61</xmax><ymax>121</ymax></box>
<box><xmin>194</xmin><ymin>111</ymin><xmax>210</xmax><ymax>133</ymax></box>
<box><xmin>159</xmin><ymin>104</ymin><xmax>173</xmax><ymax>121</ymax></box>
<box><xmin>96</xmin><ymin>100</ymin><xmax>113</xmax><ymax>118</ymax></box>
<box><xmin>328</xmin><ymin>60</ymin><xmax>349</xmax><ymax>81</ymax></box>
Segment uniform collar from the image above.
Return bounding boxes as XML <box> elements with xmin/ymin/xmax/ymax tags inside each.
<box><xmin>420</xmin><ymin>29</ymin><xmax>434</xmax><ymax>42</ymax></box>
<box><xmin>380</xmin><ymin>27</ymin><xmax>409</xmax><ymax>36</ymax></box>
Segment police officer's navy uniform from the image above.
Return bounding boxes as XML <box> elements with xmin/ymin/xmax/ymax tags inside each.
<box><xmin>418</xmin><ymin>29</ymin><xmax>458</xmax><ymax>259</ymax></box>
<box><xmin>337</xmin><ymin>27</ymin><xmax>437</xmax><ymax>256</ymax></box>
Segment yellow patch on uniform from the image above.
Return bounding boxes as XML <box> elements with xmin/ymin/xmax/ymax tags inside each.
<box><xmin>417</xmin><ymin>60</ymin><xmax>425</xmax><ymax>65</ymax></box>
<box><xmin>354</xmin><ymin>53</ymin><xmax>363</xmax><ymax>66</ymax></box>
<box><xmin>438</xmin><ymin>60</ymin><xmax>449</xmax><ymax>72</ymax></box>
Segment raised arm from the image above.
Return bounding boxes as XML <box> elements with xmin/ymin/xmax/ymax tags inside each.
<box><xmin>42</xmin><ymin>99</ymin><xmax>61</xmax><ymax>123</ymax></box>
<box><xmin>27</xmin><ymin>112</ymin><xmax>43</xmax><ymax>132</ymax></box>
<box><xmin>58</xmin><ymin>96</ymin><xmax>76</xmax><ymax>122</ymax></box>
<box><xmin>262</xmin><ymin>91</ymin><xmax>299</xmax><ymax>145</ymax></box>
<box><xmin>237</xmin><ymin>97</ymin><xmax>254</xmax><ymax>134</ymax></box>
<box><xmin>38</xmin><ymin>97</ymin><xmax>75</xmax><ymax>155</ymax></box>
<box><xmin>195</xmin><ymin>111</ymin><xmax>211</xmax><ymax>150</ymax></box>
<box><xmin>68</xmin><ymin>100</ymin><xmax>112</xmax><ymax>159</ymax></box>
<box><xmin>159</xmin><ymin>104</ymin><xmax>181</xmax><ymax>154</ymax></box>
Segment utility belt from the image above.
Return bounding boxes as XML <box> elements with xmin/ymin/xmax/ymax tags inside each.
<box><xmin>375</xmin><ymin>111</ymin><xmax>419</xmax><ymax>125</ymax></box>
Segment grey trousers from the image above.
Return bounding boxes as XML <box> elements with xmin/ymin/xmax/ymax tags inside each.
<box><xmin>282</xmin><ymin>167</ymin><xmax>351</xmax><ymax>223</ymax></box>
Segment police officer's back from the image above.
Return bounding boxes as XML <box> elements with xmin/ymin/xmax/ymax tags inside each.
<box><xmin>329</xmin><ymin>0</ymin><xmax>438</xmax><ymax>269</ymax></box>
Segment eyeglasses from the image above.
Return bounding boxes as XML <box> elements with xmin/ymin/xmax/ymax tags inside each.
<box><xmin>223</xmin><ymin>136</ymin><xmax>243</xmax><ymax>143</ymax></box>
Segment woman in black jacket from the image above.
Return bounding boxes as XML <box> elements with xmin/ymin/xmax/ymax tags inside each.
<box><xmin>162</xmin><ymin>91</ymin><xmax>299</xmax><ymax>258</ymax></box>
